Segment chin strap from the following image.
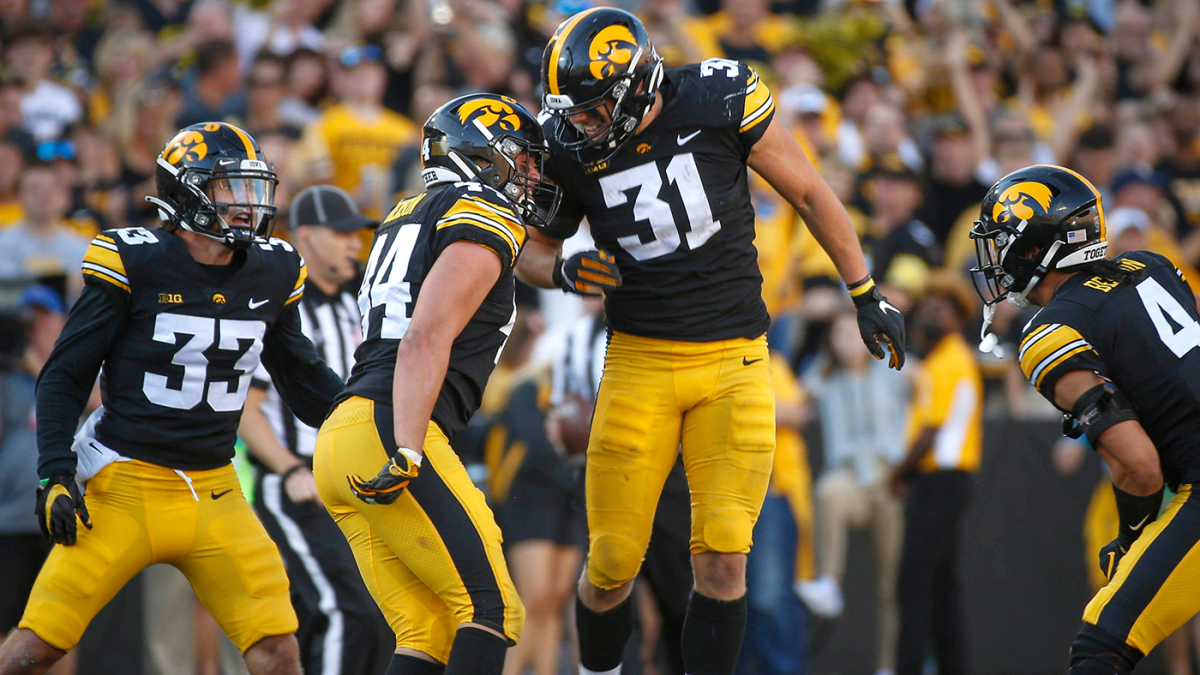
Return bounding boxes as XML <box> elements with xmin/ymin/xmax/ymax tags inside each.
<box><xmin>1007</xmin><ymin>239</ymin><xmax>1064</xmax><ymax>310</ymax></box>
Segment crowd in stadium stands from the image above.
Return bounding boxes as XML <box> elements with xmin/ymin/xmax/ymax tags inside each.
<box><xmin>0</xmin><ymin>0</ymin><xmax>1198</xmax><ymax>673</ymax></box>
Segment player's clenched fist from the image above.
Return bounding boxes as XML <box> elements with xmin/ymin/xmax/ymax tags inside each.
<box><xmin>37</xmin><ymin>474</ymin><xmax>92</xmax><ymax>545</ymax></box>
<box><xmin>554</xmin><ymin>250</ymin><xmax>622</xmax><ymax>296</ymax></box>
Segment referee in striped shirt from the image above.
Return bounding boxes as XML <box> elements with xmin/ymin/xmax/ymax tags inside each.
<box><xmin>239</xmin><ymin>185</ymin><xmax>392</xmax><ymax>675</ymax></box>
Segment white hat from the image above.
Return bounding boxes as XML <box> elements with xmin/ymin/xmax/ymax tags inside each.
<box><xmin>781</xmin><ymin>84</ymin><xmax>827</xmax><ymax>116</ymax></box>
<box><xmin>1107</xmin><ymin>207</ymin><xmax>1150</xmax><ymax>240</ymax></box>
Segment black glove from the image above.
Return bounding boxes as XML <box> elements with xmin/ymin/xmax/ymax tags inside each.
<box><xmin>347</xmin><ymin>448</ymin><xmax>421</xmax><ymax>505</ymax></box>
<box><xmin>36</xmin><ymin>474</ymin><xmax>92</xmax><ymax>546</ymax></box>
<box><xmin>1099</xmin><ymin>538</ymin><xmax>1128</xmax><ymax>582</ymax></box>
<box><xmin>553</xmin><ymin>250</ymin><xmax>622</xmax><ymax>296</ymax></box>
<box><xmin>851</xmin><ymin>278</ymin><xmax>906</xmax><ymax>370</ymax></box>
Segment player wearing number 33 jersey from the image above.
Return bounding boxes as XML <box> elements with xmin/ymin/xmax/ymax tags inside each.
<box><xmin>4</xmin><ymin>122</ymin><xmax>344</xmax><ymax>673</ymax></box>
<box><xmin>519</xmin><ymin>8</ymin><xmax>905</xmax><ymax>675</ymax></box>
<box><xmin>970</xmin><ymin>165</ymin><xmax>1200</xmax><ymax>675</ymax></box>
<box><xmin>314</xmin><ymin>94</ymin><xmax>560</xmax><ymax>674</ymax></box>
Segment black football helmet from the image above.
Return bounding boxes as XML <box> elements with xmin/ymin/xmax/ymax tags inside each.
<box><xmin>422</xmin><ymin>93</ymin><xmax>561</xmax><ymax>228</ymax></box>
<box><xmin>970</xmin><ymin>165</ymin><xmax>1106</xmax><ymax>344</ymax></box>
<box><xmin>146</xmin><ymin>122</ymin><xmax>278</xmax><ymax>250</ymax></box>
<box><xmin>540</xmin><ymin>7</ymin><xmax>664</xmax><ymax>170</ymax></box>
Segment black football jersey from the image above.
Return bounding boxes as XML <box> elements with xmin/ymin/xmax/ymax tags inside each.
<box><xmin>79</xmin><ymin>227</ymin><xmax>317</xmax><ymax>469</ymax></box>
<box><xmin>1019</xmin><ymin>251</ymin><xmax>1200</xmax><ymax>488</ymax></box>
<box><xmin>541</xmin><ymin>59</ymin><xmax>776</xmax><ymax>342</ymax></box>
<box><xmin>341</xmin><ymin>181</ymin><xmax>525</xmax><ymax>441</ymax></box>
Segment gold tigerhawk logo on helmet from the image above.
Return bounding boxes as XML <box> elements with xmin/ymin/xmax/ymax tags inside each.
<box><xmin>163</xmin><ymin>130</ymin><xmax>208</xmax><ymax>164</ymax></box>
<box><xmin>993</xmin><ymin>181</ymin><xmax>1054</xmax><ymax>225</ymax></box>
<box><xmin>588</xmin><ymin>24</ymin><xmax>638</xmax><ymax>80</ymax></box>
<box><xmin>457</xmin><ymin>98</ymin><xmax>521</xmax><ymax>131</ymax></box>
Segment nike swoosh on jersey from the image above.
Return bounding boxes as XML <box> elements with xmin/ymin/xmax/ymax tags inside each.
<box><xmin>677</xmin><ymin>130</ymin><xmax>702</xmax><ymax>146</ymax></box>
<box><xmin>249</xmin><ymin>298</ymin><xmax>270</xmax><ymax>309</ymax></box>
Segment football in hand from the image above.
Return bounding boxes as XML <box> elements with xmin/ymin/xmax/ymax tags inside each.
<box><xmin>547</xmin><ymin>393</ymin><xmax>594</xmax><ymax>457</ymax></box>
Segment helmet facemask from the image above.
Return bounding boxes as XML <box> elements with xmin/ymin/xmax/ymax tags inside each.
<box><xmin>149</xmin><ymin>157</ymin><xmax>278</xmax><ymax>250</ymax></box>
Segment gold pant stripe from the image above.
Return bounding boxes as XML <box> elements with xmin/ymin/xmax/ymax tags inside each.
<box><xmin>314</xmin><ymin>397</ymin><xmax>523</xmax><ymax>662</ymax></box>
<box><xmin>1083</xmin><ymin>488</ymin><xmax>1185</xmax><ymax>625</ymax></box>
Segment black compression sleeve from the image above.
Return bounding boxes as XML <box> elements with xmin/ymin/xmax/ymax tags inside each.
<box><xmin>36</xmin><ymin>285</ymin><xmax>129</xmax><ymax>480</ymax></box>
<box><xmin>260</xmin><ymin>302</ymin><xmax>344</xmax><ymax>428</ymax></box>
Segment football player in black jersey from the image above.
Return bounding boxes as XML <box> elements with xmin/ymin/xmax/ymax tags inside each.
<box><xmin>312</xmin><ymin>94</ymin><xmax>560</xmax><ymax>675</ymax></box>
<box><xmin>0</xmin><ymin>122</ymin><xmax>344</xmax><ymax>675</ymax></box>
<box><xmin>514</xmin><ymin>8</ymin><xmax>907</xmax><ymax>675</ymax></box>
<box><xmin>971</xmin><ymin>165</ymin><xmax>1200</xmax><ymax>675</ymax></box>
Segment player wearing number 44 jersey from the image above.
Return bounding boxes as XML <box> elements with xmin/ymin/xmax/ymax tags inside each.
<box><xmin>517</xmin><ymin>8</ymin><xmax>907</xmax><ymax>675</ymax></box>
<box><xmin>0</xmin><ymin>122</ymin><xmax>344</xmax><ymax>675</ymax></box>
<box><xmin>313</xmin><ymin>94</ymin><xmax>560</xmax><ymax>675</ymax></box>
<box><xmin>970</xmin><ymin>165</ymin><xmax>1200</xmax><ymax>675</ymax></box>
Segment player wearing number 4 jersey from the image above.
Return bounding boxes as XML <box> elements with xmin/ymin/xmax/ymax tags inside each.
<box><xmin>314</xmin><ymin>94</ymin><xmax>560</xmax><ymax>675</ymax></box>
<box><xmin>0</xmin><ymin>122</ymin><xmax>344</xmax><ymax>675</ymax></box>
<box><xmin>970</xmin><ymin>165</ymin><xmax>1200</xmax><ymax>675</ymax></box>
<box><xmin>516</xmin><ymin>8</ymin><xmax>907</xmax><ymax>675</ymax></box>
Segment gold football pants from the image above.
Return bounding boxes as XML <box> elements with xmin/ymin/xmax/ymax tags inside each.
<box><xmin>20</xmin><ymin>460</ymin><xmax>297</xmax><ymax>652</ymax></box>
<box><xmin>1081</xmin><ymin>484</ymin><xmax>1200</xmax><ymax>657</ymax></box>
<box><xmin>585</xmin><ymin>331</ymin><xmax>776</xmax><ymax>590</ymax></box>
<box><xmin>314</xmin><ymin>396</ymin><xmax>523</xmax><ymax>664</ymax></box>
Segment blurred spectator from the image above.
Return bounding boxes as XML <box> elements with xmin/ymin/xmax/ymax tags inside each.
<box><xmin>153</xmin><ymin>0</ymin><xmax>236</xmax><ymax>71</ymax></box>
<box><xmin>1159</xmin><ymin>94</ymin><xmax>1200</xmax><ymax>264</ymax></box>
<box><xmin>241</xmin><ymin>51</ymin><xmax>301</xmax><ymax>138</ymax></box>
<box><xmin>641</xmin><ymin>0</ymin><xmax>720</xmax><ymax>66</ymax></box>
<box><xmin>496</xmin><ymin>305</ymin><xmax>592</xmax><ymax>675</ymax></box>
<box><xmin>108</xmin><ymin>77</ymin><xmax>184</xmax><ymax>220</ymax></box>
<box><xmin>0</xmin><ymin>131</ymin><xmax>29</xmax><ymax>226</ymax></box>
<box><xmin>800</xmin><ymin>310</ymin><xmax>910</xmax><ymax>675</ymax></box>
<box><xmin>279</xmin><ymin>48</ymin><xmax>333</xmax><ymax>129</ymax></box>
<box><xmin>5</xmin><ymin>21</ymin><xmax>84</xmax><ymax>142</ymax></box>
<box><xmin>737</xmin><ymin>354</ymin><xmax>815</xmax><ymax>675</ymax></box>
<box><xmin>857</xmin><ymin>102</ymin><xmax>923</xmax><ymax>174</ymax></box>
<box><xmin>35</xmin><ymin>137</ymin><xmax>106</xmax><ymax>240</ymax></box>
<box><xmin>918</xmin><ymin>115</ymin><xmax>988</xmax><ymax>246</ymax></box>
<box><xmin>389</xmin><ymin>83</ymin><xmax>457</xmax><ymax>200</ymax></box>
<box><xmin>232</xmin><ymin>0</ymin><xmax>328</xmax><ymax>72</ymax></box>
<box><xmin>1106</xmin><ymin>206</ymin><xmax>1152</xmax><ymax>256</ymax></box>
<box><xmin>1071</xmin><ymin>124</ymin><xmax>1118</xmax><ymax>198</ymax></box>
<box><xmin>864</xmin><ymin>158</ymin><xmax>940</xmax><ymax>311</ymax></box>
<box><xmin>0</xmin><ymin>284</ymin><xmax>70</xmax><ymax>634</ymax></box>
<box><xmin>0</xmin><ymin>160</ymin><xmax>89</xmax><ymax>295</ymax></box>
<box><xmin>175</xmin><ymin>38</ymin><xmax>245</xmax><ymax>128</ymax></box>
<box><xmin>296</xmin><ymin>44</ymin><xmax>417</xmax><ymax>221</ymax></box>
<box><xmin>705</xmin><ymin>0</ymin><xmax>792</xmax><ymax>65</ymax></box>
<box><xmin>88</xmin><ymin>29</ymin><xmax>157</xmax><ymax>129</ymax></box>
<box><xmin>891</xmin><ymin>273</ymin><xmax>982</xmax><ymax>675</ymax></box>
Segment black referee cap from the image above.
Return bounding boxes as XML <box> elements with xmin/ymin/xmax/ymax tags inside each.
<box><xmin>289</xmin><ymin>185</ymin><xmax>377</xmax><ymax>232</ymax></box>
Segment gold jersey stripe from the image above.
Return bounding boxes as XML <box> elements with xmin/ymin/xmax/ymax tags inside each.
<box><xmin>547</xmin><ymin>8</ymin><xmax>602</xmax><ymax>95</ymax></box>
<box><xmin>96</xmin><ymin>235</ymin><xmax>116</xmax><ymax>245</ymax></box>
<box><xmin>82</xmin><ymin>268</ymin><xmax>131</xmax><ymax>292</ymax></box>
<box><xmin>83</xmin><ymin>242</ymin><xmax>126</xmax><ymax>277</ymax></box>
<box><xmin>1019</xmin><ymin>323</ymin><xmax>1057</xmax><ymax>351</ymax></box>
<box><xmin>1034</xmin><ymin>345</ymin><xmax>1093</xmax><ymax>389</ymax></box>
<box><xmin>1019</xmin><ymin>325</ymin><xmax>1086</xmax><ymax>379</ymax></box>
<box><xmin>442</xmin><ymin>200</ymin><xmax>526</xmax><ymax>248</ymax></box>
<box><xmin>742</xmin><ymin>70</ymin><xmax>774</xmax><ymax>130</ymax></box>
<box><xmin>437</xmin><ymin>218</ymin><xmax>518</xmax><ymax>261</ymax></box>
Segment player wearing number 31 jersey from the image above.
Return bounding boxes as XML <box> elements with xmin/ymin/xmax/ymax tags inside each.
<box><xmin>314</xmin><ymin>94</ymin><xmax>560</xmax><ymax>675</ymax></box>
<box><xmin>0</xmin><ymin>122</ymin><xmax>344</xmax><ymax>675</ymax></box>
<box><xmin>970</xmin><ymin>165</ymin><xmax>1200</xmax><ymax>675</ymax></box>
<box><xmin>517</xmin><ymin>8</ymin><xmax>907</xmax><ymax>675</ymax></box>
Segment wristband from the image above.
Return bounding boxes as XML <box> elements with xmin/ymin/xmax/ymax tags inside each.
<box><xmin>280</xmin><ymin>464</ymin><xmax>307</xmax><ymax>482</ymax></box>
<box><xmin>396</xmin><ymin>446</ymin><xmax>424</xmax><ymax>468</ymax></box>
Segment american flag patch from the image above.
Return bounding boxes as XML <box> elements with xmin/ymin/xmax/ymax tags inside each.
<box><xmin>1067</xmin><ymin>230</ymin><xmax>1087</xmax><ymax>243</ymax></box>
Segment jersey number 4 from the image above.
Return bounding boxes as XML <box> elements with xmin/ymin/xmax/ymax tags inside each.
<box><xmin>144</xmin><ymin>313</ymin><xmax>266</xmax><ymax>411</ymax></box>
<box><xmin>359</xmin><ymin>223</ymin><xmax>421</xmax><ymax>340</ymax></box>
<box><xmin>1137</xmin><ymin>277</ymin><xmax>1200</xmax><ymax>358</ymax></box>
<box><xmin>598</xmin><ymin>153</ymin><xmax>721</xmax><ymax>261</ymax></box>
